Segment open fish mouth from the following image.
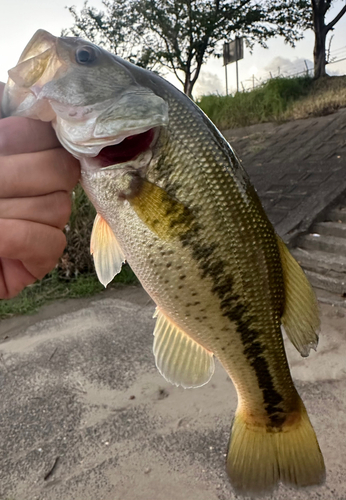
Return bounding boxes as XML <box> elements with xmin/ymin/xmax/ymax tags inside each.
<box><xmin>96</xmin><ymin>128</ymin><xmax>156</xmax><ymax>168</ymax></box>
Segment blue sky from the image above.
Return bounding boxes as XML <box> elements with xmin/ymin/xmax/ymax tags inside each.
<box><xmin>0</xmin><ymin>0</ymin><xmax>345</xmax><ymax>97</ymax></box>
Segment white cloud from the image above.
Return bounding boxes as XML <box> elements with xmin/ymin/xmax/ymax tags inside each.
<box><xmin>263</xmin><ymin>56</ymin><xmax>313</xmax><ymax>78</ymax></box>
<box><xmin>327</xmin><ymin>65</ymin><xmax>344</xmax><ymax>76</ymax></box>
<box><xmin>193</xmin><ymin>70</ymin><xmax>224</xmax><ymax>98</ymax></box>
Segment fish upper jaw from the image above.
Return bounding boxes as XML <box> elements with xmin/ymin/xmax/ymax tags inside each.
<box><xmin>53</xmin><ymin>105</ymin><xmax>167</xmax><ymax>159</ymax></box>
<box><xmin>51</xmin><ymin>86</ymin><xmax>169</xmax><ymax>158</ymax></box>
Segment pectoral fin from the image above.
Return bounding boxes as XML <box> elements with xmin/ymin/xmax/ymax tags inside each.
<box><xmin>153</xmin><ymin>308</ymin><xmax>215</xmax><ymax>388</ymax></box>
<box><xmin>277</xmin><ymin>236</ymin><xmax>320</xmax><ymax>357</ymax></box>
<box><xmin>90</xmin><ymin>214</ymin><xmax>125</xmax><ymax>287</ymax></box>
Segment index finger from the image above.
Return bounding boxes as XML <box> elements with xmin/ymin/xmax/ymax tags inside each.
<box><xmin>0</xmin><ymin>81</ymin><xmax>60</xmax><ymax>155</ymax></box>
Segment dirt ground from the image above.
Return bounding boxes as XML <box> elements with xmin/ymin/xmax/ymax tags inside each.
<box><xmin>0</xmin><ymin>284</ymin><xmax>345</xmax><ymax>500</ymax></box>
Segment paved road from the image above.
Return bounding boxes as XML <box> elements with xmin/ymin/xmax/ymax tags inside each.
<box><xmin>0</xmin><ymin>286</ymin><xmax>345</xmax><ymax>500</ymax></box>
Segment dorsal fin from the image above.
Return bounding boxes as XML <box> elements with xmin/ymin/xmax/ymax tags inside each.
<box><xmin>277</xmin><ymin>236</ymin><xmax>320</xmax><ymax>357</ymax></box>
<box><xmin>8</xmin><ymin>49</ymin><xmax>52</xmax><ymax>87</ymax></box>
<box><xmin>153</xmin><ymin>308</ymin><xmax>215</xmax><ymax>388</ymax></box>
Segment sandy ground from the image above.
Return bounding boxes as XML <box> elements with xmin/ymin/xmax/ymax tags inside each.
<box><xmin>0</xmin><ymin>284</ymin><xmax>345</xmax><ymax>500</ymax></box>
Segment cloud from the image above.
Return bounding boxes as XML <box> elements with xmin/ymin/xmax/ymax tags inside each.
<box><xmin>260</xmin><ymin>55</ymin><xmax>344</xmax><ymax>79</ymax></box>
<box><xmin>262</xmin><ymin>56</ymin><xmax>313</xmax><ymax>79</ymax></box>
<box><xmin>238</xmin><ymin>56</ymin><xmax>315</xmax><ymax>91</ymax></box>
<box><xmin>193</xmin><ymin>70</ymin><xmax>224</xmax><ymax>98</ymax></box>
<box><xmin>327</xmin><ymin>66</ymin><xmax>344</xmax><ymax>76</ymax></box>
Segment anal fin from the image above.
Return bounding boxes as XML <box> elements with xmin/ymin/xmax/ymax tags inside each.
<box><xmin>90</xmin><ymin>214</ymin><xmax>125</xmax><ymax>287</ymax></box>
<box><xmin>153</xmin><ymin>308</ymin><xmax>214</xmax><ymax>388</ymax></box>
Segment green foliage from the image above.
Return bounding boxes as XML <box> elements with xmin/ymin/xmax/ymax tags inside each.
<box><xmin>63</xmin><ymin>0</ymin><xmax>158</xmax><ymax>70</ymax></box>
<box><xmin>65</xmin><ymin>0</ymin><xmax>312</xmax><ymax>97</ymax></box>
<box><xmin>57</xmin><ymin>183</ymin><xmax>96</xmax><ymax>278</ymax></box>
<box><xmin>198</xmin><ymin>75</ymin><xmax>314</xmax><ymax>129</ymax></box>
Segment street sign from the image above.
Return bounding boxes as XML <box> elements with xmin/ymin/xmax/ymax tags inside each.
<box><xmin>223</xmin><ymin>37</ymin><xmax>244</xmax><ymax>95</ymax></box>
<box><xmin>223</xmin><ymin>37</ymin><xmax>244</xmax><ymax>66</ymax></box>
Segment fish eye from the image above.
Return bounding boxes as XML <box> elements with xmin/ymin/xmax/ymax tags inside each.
<box><xmin>75</xmin><ymin>46</ymin><xmax>98</xmax><ymax>65</ymax></box>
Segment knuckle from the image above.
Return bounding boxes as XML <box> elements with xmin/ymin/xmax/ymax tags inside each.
<box><xmin>0</xmin><ymin>219</ymin><xmax>30</xmax><ymax>259</ymax></box>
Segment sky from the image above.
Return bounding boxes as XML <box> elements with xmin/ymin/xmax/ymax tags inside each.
<box><xmin>0</xmin><ymin>0</ymin><xmax>345</xmax><ymax>97</ymax></box>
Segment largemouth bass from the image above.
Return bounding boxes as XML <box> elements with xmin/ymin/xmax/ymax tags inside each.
<box><xmin>2</xmin><ymin>30</ymin><xmax>325</xmax><ymax>495</ymax></box>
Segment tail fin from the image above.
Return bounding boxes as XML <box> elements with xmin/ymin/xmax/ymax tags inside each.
<box><xmin>226</xmin><ymin>399</ymin><xmax>325</xmax><ymax>496</ymax></box>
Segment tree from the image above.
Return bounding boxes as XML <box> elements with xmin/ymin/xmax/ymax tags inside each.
<box><xmin>311</xmin><ymin>0</ymin><xmax>346</xmax><ymax>78</ymax></box>
<box><xmin>66</xmin><ymin>0</ymin><xmax>311</xmax><ymax>98</ymax></box>
<box><xmin>64</xmin><ymin>0</ymin><xmax>157</xmax><ymax>69</ymax></box>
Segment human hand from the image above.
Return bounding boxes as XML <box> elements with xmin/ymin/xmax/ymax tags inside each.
<box><xmin>0</xmin><ymin>82</ymin><xmax>81</xmax><ymax>299</ymax></box>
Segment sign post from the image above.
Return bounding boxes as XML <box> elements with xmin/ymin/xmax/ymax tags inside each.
<box><xmin>223</xmin><ymin>37</ymin><xmax>244</xmax><ymax>94</ymax></box>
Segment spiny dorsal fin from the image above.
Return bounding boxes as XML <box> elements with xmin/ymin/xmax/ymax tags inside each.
<box><xmin>90</xmin><ymin>213</ymin><xmax>125</xmax><ymax>287</ymax></box>
<box><xmin>277</xmin><ymin>236</ymin><xmax>320</xmax><ymax>357</ymax></box>
<box><xmin>153</xmin><ymin>308</ymin><xmax>215</xmax><ymax>388</ymax></box>
<box><xmin>8</xmin><ymin>49</ymin><xmax>52</xmax><ymax>87</ymax></box>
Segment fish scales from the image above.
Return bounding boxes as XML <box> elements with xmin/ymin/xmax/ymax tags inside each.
<box><xmin>2</xmin><ymin>30</ymin><xmax>325</xmax><ymax>495</ymax></box>
<box><xmin>145</xmin><ymin>89</ymin><xmax>293</xmax><ymax>419</ymax></box>
<box><xmin>82</xmin><ymin>87</ymin><xmax>301</xmax><ymax>427</ymax></box>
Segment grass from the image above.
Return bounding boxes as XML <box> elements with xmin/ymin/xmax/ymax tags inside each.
<box><xmin>198</xmin><ymin>75</ymin><xmax>346</xmax><ymax>130</ymax></box>
<box><xmin>284</xmin><ymin>75</ymin><xmax>346</xmax><ymax>120</ymax></box>
<box><xmin>58</xmin><ymin>184</ymin><xmax>96</xmax><ymax>278</ymax></box>
<box><xmin>0</xmin><ymin>266</ymin><xmax>137</xmax><ymax>319</ymax></box>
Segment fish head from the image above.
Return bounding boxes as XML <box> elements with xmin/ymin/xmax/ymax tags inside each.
<box><xmin>2</xmin><ymin>29</ymin><xmax>169</xmax><ymax>165</ymax></box>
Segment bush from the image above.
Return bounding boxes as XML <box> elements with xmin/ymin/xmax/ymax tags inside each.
<box><xmin>58</xmin><ymin>183</ymin><xmax>96</xmax><ymax>278</ymax></box>
<box><xmin>198</xmin><ymin>75</ymin><xmax>314</xmax><ymax>130</ymax></box>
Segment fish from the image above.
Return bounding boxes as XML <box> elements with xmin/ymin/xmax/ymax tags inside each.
<box><xmin>2</xmin><ymin>29</ymin><xmax>326</xmax><ymax>495</ymax></box>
